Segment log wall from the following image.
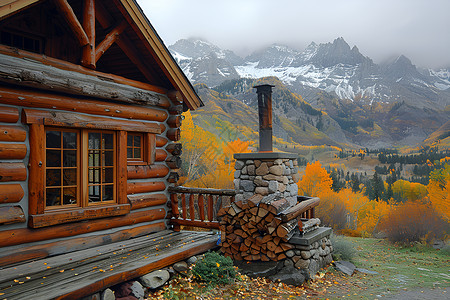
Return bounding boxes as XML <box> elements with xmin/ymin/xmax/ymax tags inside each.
<box><xmin>0</xmin><ymin>105</ymin><xmax>27</xmax><ymax>229</ymax></box>
<box><xmin>0</xmin><ymin>60</ymin><xmax>183</xmax><ymax>265</ymax></box>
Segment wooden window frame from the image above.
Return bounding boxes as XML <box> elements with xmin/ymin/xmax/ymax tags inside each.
<box><xmin>127</xmin><ymin>132</ymin><xmax>156</xmax><ymax>166</ymax></box>
<box><xmin>23</xmin><ymin>108</ymin><xmax>166</xmax><ymax>228</ymax></box>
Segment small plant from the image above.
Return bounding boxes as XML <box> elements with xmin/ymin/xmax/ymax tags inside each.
<box><xmin>191</xmin><ymin>251</ymin><xmax>237</xmax><ymax>286</ymax></box>
<box><xmin>330</xmin><ymin>234</ymin><xmax>357</xmax><ymax>262</ymax></box>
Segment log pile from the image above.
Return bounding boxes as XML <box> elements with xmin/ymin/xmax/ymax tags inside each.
<box><xmin>218</xmin><ymin>194</ymin><xmax>320</xmax><ymax>261</ymax></box>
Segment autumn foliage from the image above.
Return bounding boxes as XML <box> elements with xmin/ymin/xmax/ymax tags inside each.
<box><xmin>297</xmin><ymin>161</ymin><xmax>449</xmax><ymax>242</ymax></box>
<box><xmin>179</xmin><ymin>111</ymin><xmax>251</xmax><ymax>189</ymax></box>
<box><xmin>380</xmin><ymin>202</ymin><xmax>449</xmax><ymax>244</ymax></box>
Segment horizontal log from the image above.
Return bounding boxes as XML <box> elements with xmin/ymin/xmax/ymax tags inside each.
<box><xmin>0</xmin><ymin>53</ymin><xmax>171</xmax><ymax>107</ymax></box>
<box><xmin>169</xmin><ymin>186</ymin><xmax>236</xmax><ymax>196</ymax></box>
<box><xmin>127</xmin><ymin>164</ymin><xmax>169</xmax><ymax>179</ymax></box>
<box><xmin>0</xmin><ymin>143</ymin><xmax>27</xmax><ymax>159</ymax></box>
<box><xmin>0</xmin><ymin>106</ymin><xmax>19</xmax><ymax>123</ymax></box>
<box><xmin>127</xmin><ymin>193</ymin><xmax>167</xmax><ymax>210</ymax></box>
<box><xmin>170</xmin><ymin>218</ymin><xmax>220</xmax><ymax>229</ymax></box>
<box><xmin>127</xmin><ymin>181</ymin><xmax>166</xmax><ymax>194</ymax></box>
<box><xmin>0</xmin><ymin>209</ymin><xmax>166</xmax><ymax>248</ymax></box>
<box><xmin>0</xmin><ymin>44</ymin><xmax>167</xmax><ymax>95</ymax></box>
<box><xmin>165</xmin><ymin>143</ymin><xmax>182</xmax><ymax>156</ymax></box>
<box><xmin>167</xmin><ymin>172</ymin><xmax>179</xmax><ymax>184</ymax></box>
<box><xmin>0</xmin><ymin>162</ymin><xmax>27</xmax><ymax>182</ymax></box>
<box><xmin>0</xmin><ymin>222</ymin><xmax>166</xmax><ymax>267</ymax></box>
<box><xmin>23</xmin><ymin>109</ymin><xmax>161</xmax><ymax>133</ymax></box>
<box><xmin>0</xmin><ymin>86</ymin><xmax>168</xmax><ymax>122</ymax></box>
<box><xmin>0</xmin><ymin>125</ymin><xmax>26</xmax><ymax>142</ymax></box>
<box><xmin>166</xmin><ymin>155</ymin><xmax>181</xmax><ymax>169</ymax></box>
<box><xmin>0</xmin><ymin>184</ymin><xmax>24</xmax><ymax>203</ymax></box>
<box><xmin>168</xmin><ymin>90</ymin><xmax>183</xmax><ymax>104</ymax></box>
<box><xmin>160</xmin><ymin>123</ymin><xmax>167</xmax><ymax>133</ymax></box>
<box><xmin>167</xmin><ymin>115</ymin><xmax>182</xmax><ymax>128</ymax></box>
<box><xmin>168</xmin><ymin>105</ymin><xmax>183</xmax><ymax>115</ymax></box>
<box><xmin>0</xmin><ymin>206</ymin><xmax>25</xmax><ymax>225</ymax></box>
<box><xmin>156</xmin><ymin>136</ymin><xmax>168</xmax><ymax>147</ymax></box>
<box><xmin>167</xmin><ymin>128</ymin><xmax>180</xmax><ymax>141</ymax></box>
<box><xmin>281</xmin><ymin>198</ymin><xmax>320</xmax><ymax>222</ymax></box>
<box><xmin>29</xmin><ymin>204</ymin><xmax>132</xmax><ymax>228</ymax></box>
<box><xmin>155</xmin><ymin>149</ymin><xmax>168</xmax><ymax>161</ymax></box>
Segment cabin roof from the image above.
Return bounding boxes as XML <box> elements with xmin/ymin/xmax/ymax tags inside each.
<box><xmin>0</xmin><ymin>0</ymin><xmax>203</xmax><ymax>110</ymax></box>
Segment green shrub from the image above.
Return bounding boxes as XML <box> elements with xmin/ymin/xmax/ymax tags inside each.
<box><xmin>191</xmin><ymin>252</ymin><xmax>237</xmax><ymax>285</ymax></box>
<box><xmin>330</xmin><ymin>234</ymin><xmax>357</xmax><ymax>262</ymax></box>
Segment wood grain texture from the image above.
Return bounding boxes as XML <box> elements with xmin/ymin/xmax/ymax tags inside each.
<box><xmin>127</xmin><ymin>181</ymin><xmax>166</xmax><ymax>194</ymax></box>
<box><xmin>0</xmin><ymin>222</ymin><xmax>166</xmax><ymax>267</ymax></box>
<box><xmin>0</xmin><ymin>206</ymin><xmax>25</xmax><ymax>225</ymax></box>
<box><xmin>0</xmin><ymin>125</ymin><xmax>26</xmax><ymax>142</ymax></box>
<box><xmin>22</xmin><ymin>109</ymin><xmax>161</xmax><ymax>133</ymax></box>
<box><xmin>0</xmin><ymin>184</ymin><xmax>24</xmax><ymax>203</ymax></box>
<box><xmin>0</xmin><ymin>105</ymin><xmax>19</xmax><ymax>123</ymax></box>
<box><xmin>127</xmin><ymin>164</ymin><xmax>169</xmax><ymax>179</ymax></box>
<box><xmin>0</xmin><ymin>86</ymin><xmax>168</xmax><ymax>122</ymax></box>
<box><xmin>0</xmin><ymin>162</ymin><xmax>27</xmax><ymax>182</ymax></box>
<box><xmin>0</xmin><ymin>208</ymin><xmax>166</xmax><ymax>247</ymax></box>
<box><xmin>0</xmin><ymin>143</ymin><xmax>26</xmax><ymax>159</ymax></box>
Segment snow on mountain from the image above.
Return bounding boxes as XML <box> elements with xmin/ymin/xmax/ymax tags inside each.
<box><xmin>427</xmin><ymin>68</ymin><xmax>450</xmax><ymax>90</ymax></box>
<box><xmin>169</xmin><ymin>37</ymin><xmax>450</xmax><ymax>108</ymax></box>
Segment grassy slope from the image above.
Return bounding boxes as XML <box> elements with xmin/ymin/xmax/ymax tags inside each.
<box><xmin>322</xmin><ymin>237</ymin><xmax>449</xmax><ymax>299</ymax></box>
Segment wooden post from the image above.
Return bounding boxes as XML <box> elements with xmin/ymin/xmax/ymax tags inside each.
<box><xmin>81</xmin><ymin>0</ymin><xmax>96</xmax><ymax>69</ymax></box>
<box><xmin>181</xmin><ymin>194</ymin><xmax>187</xmax><ymax>219</ymax></box>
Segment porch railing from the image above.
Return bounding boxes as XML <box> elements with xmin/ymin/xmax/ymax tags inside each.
<box><xmin>168</xmin><ymin>186</ymin><xmax>235</xmax><ymax>230</ymax></box>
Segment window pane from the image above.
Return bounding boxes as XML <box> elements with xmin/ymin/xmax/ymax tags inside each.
<box><xmin>63</xmin><ymin>150</ymin><xmax>77</xmax><ymax>167</ymax></box>
<box><xmin>63</xmin><ymin>132</ymin><xmax>77</xmax><ymax>149</ymax></box>
<box><xmin>89</xmin><ymin>168</ymin><xmax>101</xmax><ymax>184</ymax></box>
<box><xmin>46</xmin><ymin>188</ymin><xmax>61</xmax><ymax>207</ymax></box>
<box><xmin>103</xmin><ymin>185</ymin><xmax>114</xmax><ymax>201</ymax></box>
<box><xmin>46</xmin><ymin>150</ymin><xmax>61</xmax><ymax>167</ymax></box>
<box><xmin>63</xmin><ymin>187</ymin><xmax>77</xmax><ymax>205</ymax></box>
<box><xmin>103</xmin><ymin>151</ymin><xmax>114</xmax><ymax>166</ymax></box>
<box><xmin>88</xmin><ymin>132</ymin><xmax>101</xmax><ymax>149</ymax></box>
<box><xmin>134</xmin><ymin>148</ymin><xmax>141</xmax><ymax>159</ymax></box>
<box><xmin>46</xmin><ymin>131</ymin><xmax>61</xmax><ymax>148</ymax></box>
<box><xmin>127</xmin><ymin>148</ymin><xmax>133</xmax><ymax>158</ymax></box>
<box><xmin>89</xmin><ymin>186</ymin><xmax>101</xmax><ymax>203</ymax></box>
<box><xmin>63</xmin><ymin>169</ymin><xmax>77</xmax><ymax>186</ymax></box>
<box><xmin>103</xmin><ymin>133</ymin><xmax>113</xmax><ymax>149</ymax></box>
<box><xmin>89</xmin><ymin>151</ymin><xmax>100</xmax><ymax>167</ymax></box>
<box><xmin>46</xmin><ymin>169</ymin><xmax>61</xmax><ymax>186</ymax></box>
<box><xmin>103</xmin><ymin>168</ymin><xmax>114</xmax><ymax>183</ymax></box>
<box><xmin>127</xmin><ymin>135</ymin><xmax>133</xmax><ymax>147</ymax></box>
<box><xmin>134</xmin><ymin>135</ymin><xmax>141</xmax><ymax>147</ymax></box>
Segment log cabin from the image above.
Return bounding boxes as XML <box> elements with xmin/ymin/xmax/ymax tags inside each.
<box><xmin>0</xmin><ymin>0</ymin><xmax>234</xmax><ymax>298</ymax></box>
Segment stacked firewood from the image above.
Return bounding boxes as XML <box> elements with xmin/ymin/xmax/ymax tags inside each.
<box><xmin>218</xmin><ymin>194</ymin><xmax>320</xmax><ymax>261</ymax></box>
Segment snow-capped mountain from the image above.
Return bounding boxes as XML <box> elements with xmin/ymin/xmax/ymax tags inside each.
<box><xmin>169</xmin><ymin>37</ymin><xmax>450</xmax><ymax>147</ymax></box>
<box><xmin>169</xmin><ymin>37</ymin><xmax>450</xmax><ymax>109</ymax></box>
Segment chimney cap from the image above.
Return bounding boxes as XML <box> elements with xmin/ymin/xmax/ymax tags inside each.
<box><xmin>253</xmin><ymin>84</ymin><xmax>275</xmax><ymax>89</ymax></box>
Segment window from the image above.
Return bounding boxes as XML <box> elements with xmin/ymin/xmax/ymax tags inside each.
<box><xmin>126</xmin><ymin>132</ymin><xmax>156</xmax><ymax>165</ymax></box>
<box><xmin>25</xmin><ymin>108</ymin><xmax>160</xmax><ymax>228</ymax></box>
<box><xmin>44</xmin><ymin>129</ymin><xmax>116</xmax><ymax>210</ymax></box>
<box><xmin>45</xmin><ymin>129</ymin><xmax>79</xmax><ymax>208</ymax></box>
<box><xmin>127</xmin><ymin>133</ymin><xmax>143</xmax><ymax>161</ymax></box>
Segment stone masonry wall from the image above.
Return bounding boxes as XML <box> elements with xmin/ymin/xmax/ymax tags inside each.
<box><xmin>284</xmin><ymin>235</ymin><xmax>333</xmax><ymax>278</ymax></box>
<box><xmin>234</xmin><ymin>157</ymin><xmax>300</xmax><ymax>202</ymax></box>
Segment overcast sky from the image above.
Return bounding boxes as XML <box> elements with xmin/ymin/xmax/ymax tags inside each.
<box><xmin>138</xmin><ymin>0</ymin><xmax>450</xmax><ymax>69</ymax></box>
